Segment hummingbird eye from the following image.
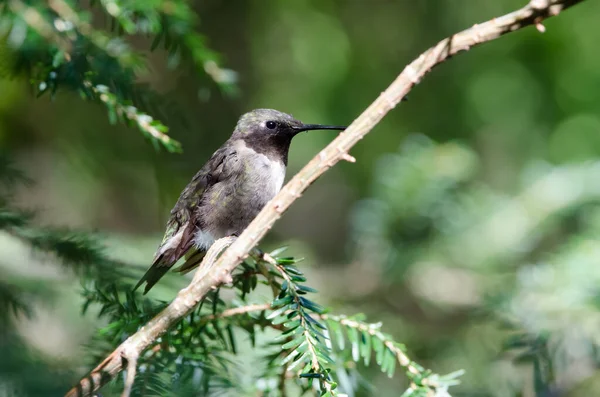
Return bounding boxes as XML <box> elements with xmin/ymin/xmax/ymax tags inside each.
<box><xmin>266</xmin><ymin>121</ymin><xmax>277</xmax><ymax>130</ymax></box>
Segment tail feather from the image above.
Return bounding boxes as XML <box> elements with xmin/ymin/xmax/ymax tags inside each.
<box><xmin>134</xmin><ymin>262</ymin><xmax>171</xmax><ymax>295</ymax></box>
<box><xmin>134</xmin><ymin>248</ymin><xmax>207</xmax><ymax>294</ymax></box>
<box><xmin>134</xmin><ymin>224</ymin><xmax>198</xmax><ymax>294</ymax></box>
<box><xmin>134</xmin><ymin>248</ymin><xmax>180</xmax><ymax>294</ymax></box>
<box><xmin>174</xmin><ymin>248</ymin><xmax>206</xmax><ymax>274</ymax></box>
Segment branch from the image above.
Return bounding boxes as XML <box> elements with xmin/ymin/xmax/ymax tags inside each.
<box><xmin>199</xmin><ymin>302</ymin><xmax>271</xmax><ymax>323</ymax></box>
<box><xmin>120</xmin><ymin>349</ymin><xmax>138</xmax><ymax>397</ymax></box>
<box><xmin>65</xmin><ymin>1</ymin><xmax>585</xmax><ymax>395</ymax></box>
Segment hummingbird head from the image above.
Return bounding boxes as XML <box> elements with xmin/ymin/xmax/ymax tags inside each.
<box><xmin>232</xmin><ymin>109</ymin><xmax>346</xmax><ymax>165</ymax></box>
<box><xmin>233</xmin><ymin>109</ymin><xmax>346</xmax><ymax>140</ymax></box>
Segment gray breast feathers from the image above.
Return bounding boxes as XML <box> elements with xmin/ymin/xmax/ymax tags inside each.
<box><xmin>235</xmin><ymin>141</ymin><xmax>286</xmax><ymax>211</ymax></box>
<box><xmin>195</xmin><ymin>139</ymin><xmax>286</xmax><ymax>240</ymax></box>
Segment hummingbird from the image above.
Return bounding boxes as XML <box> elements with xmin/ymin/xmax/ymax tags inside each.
<box><xmin>135</xmin><ymin>109</ymin><xmax>346</xmax><ymax>294</ymax></box>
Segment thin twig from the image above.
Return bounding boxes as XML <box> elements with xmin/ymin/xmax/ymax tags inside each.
<box><xmin>65</xmin><ymin>1</ymin><xmax>586</xmax><ymax>395</ymax></box>
<box><xmin>120</xmin><ymin>349</ymin><xmax>138</xmax><ymax>397</ymax></box>
<box><xmin>126</xmin><ymin>302</ymin><xmax>272</xmax><ymax>360</ymax></box>
<box><xmin>253</xmin><ymin>249</ymin><xmax>281</xmax><ymax>297</ymax></box>
<box><xmin>200</xmin><ymin>303</ymin><xmax>271</xmax><ymax>323</ymax></box>
<box><xmin>89</xmin><ymin>83</ymin><xmax>181</xmax><ymax>152</ymax></box>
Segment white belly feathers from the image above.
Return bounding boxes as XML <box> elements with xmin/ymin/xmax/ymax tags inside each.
<box><xmin>194</xmin><ymin>229</ymin><xmax>216</xmax><ymax>251</ymax></box>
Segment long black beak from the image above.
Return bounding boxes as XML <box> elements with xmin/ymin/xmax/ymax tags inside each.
<box><xmin>293</xmin><ymin>124</ymin><xmax>347</xmax><ymax>133</ymax></box>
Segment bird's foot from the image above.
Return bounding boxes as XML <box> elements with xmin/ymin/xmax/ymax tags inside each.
<box><xmin>191</xmin><ymin>236</ymin><xmax>237</xmax><ymax>284</ymax></box>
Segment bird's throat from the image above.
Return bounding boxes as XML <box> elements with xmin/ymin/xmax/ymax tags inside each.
<box><xmin>241</xmin><ymin>135</ymin><xmax>291</xmax><ymax>166</ymax></box>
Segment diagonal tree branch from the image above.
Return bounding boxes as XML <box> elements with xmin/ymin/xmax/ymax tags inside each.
<box><xmin>65</xmin><ymin>1</ymin><xmax>586</xmax><ymax>396</ymax></box>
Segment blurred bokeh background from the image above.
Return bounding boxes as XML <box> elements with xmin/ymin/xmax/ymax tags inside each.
<box><xmin>2</xmin><ymin>0</ymin><xmax>600</xmax><ymax>396</ymax></box>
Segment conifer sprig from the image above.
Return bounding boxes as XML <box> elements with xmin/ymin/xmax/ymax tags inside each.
<box><xmin>0</xmin><ymin>0</ymin><xmax>235</xmax><ymax>152</ymax></box>
<box><xmin>91</xmin><ymin>83</ymin><xmax>181</xmax><ymax>152</ymax></box>
<box><xmin>324</xmin><ymin>314</ymin><xmax>464</xmax><ymax>396</ymax></box>
<box><xmin>259</xmin><ymin>249</ymin><xmax>463</xmax><ymax>397</ymax></box>
<box><xmin>267</xmin><ymin>255</ymin><xmax>340</xmax><ymax>395</ymax></box>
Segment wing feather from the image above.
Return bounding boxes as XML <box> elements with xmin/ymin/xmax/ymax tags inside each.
<box><xmin>134</xmin><ymin>145</ymin><xmax>236</xmax><ymax>294</ymax></box>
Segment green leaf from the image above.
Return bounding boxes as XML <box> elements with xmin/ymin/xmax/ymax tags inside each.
<box><xmin>304</xmin><ymin>313</ymin><xmax>328</xmax><ymax>330</ymax></box>
<box><xmin>283</xmin><ymin>319</ymin><xmax>302</xmax><ymax>330</ymax></box>
<box><xmin>306</xmin><ymin>322</ymin><xmax>329</xmax><ymax>341</ymax></box>
<box><xmin>269</xmin><ymin>246</ymin><xmax>289</xmax><ymax>257</ymax></box>
<box><xmin>107</xmin><ymin>105</ymin><xmax>117</xmax><ymax>124</ymax></box>
<box><xmin>226</xmin><ymin>324</ymin><xmax>236</xmax><ymax>354</ymax></box>
<box><xmin>276</xmin><ymin>257</ymin><xmax>299</xmax><ymax>264</ymax></box>
<box><xmin>299</xmin><ymin>372</ymin><xmax>322</xmax><ymax>379</ymax></box>
<box><xmin>282</xmin><ymin>336</ymin><xmax>304</xmax><ymax>350</ymax></box>
<box><xmin>281</xmin><ymin>281</ymin><xmax>289</xmax><ymax>292</ymax></box>
<box><xmin>271</xmin><ymin>295</ymin><xmax>293</xmax><ymax>307</ymax></box>
<box><xmin>296</xmin><ymin>339</ymin><xmax>309</xmax><ymax>354</ymax></box>
<box><xmin>275</xmin><ymin>326</ymin><xmax>305</xmax><ymax>341</ymax></box>
<box><xmin>281</xmin><ymin>345</ymin><xmax>307</xmax><ymax>366</ymax></box>
<box><xmin>360</xmin><ymin>330</ymin><xmax>372</xmax><ymax>365</ymax></box>
<box><xmin>373</xmin><ymin>335</ymin><xmax>385</xmax><ymax>365</ymax></box>
<box><xmin>299</xmin><ymin>297</ymin><xmax>326</xmax><ymax>314</ymax></box>
<box><xmin>288</xmin><ymin>351</ymin><xmax>309</xmax><ymax>371</ymax></box>
<box><xmin>347</xmin><ymin>326</ymin><xmax>360</xmax><ymax>362</ymax></box>
<box><xmin>272</xmin><ymin>313</ymin><xmax>296</xmax><ymax>325</ymax></box>
<box><xmin>314</xmin><ymin>346</ymin><xmax>335</xmax><ymax>365</ymax></box>
<box><xmin>283</xmin><ymin>265</ymin><xmax>304</xmax><ymax>276</ymax></box>
<box><xmin>382</xmin><ymin>348</ymin><xmax>396</xmax><ymax>378</ymax></box>
<box><xmin>328</xmin><ymin>320</ymin><xmax>345</xmax><ymax>350</ymax></box>
<box><xmin>267</xmin><ymin>306</ymin><xmax>289</xmax><ymax>320</ymax></box>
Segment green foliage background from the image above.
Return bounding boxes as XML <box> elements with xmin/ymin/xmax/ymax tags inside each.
<box><xmin>1</xmin><ymin>0</ymin><xmax>600</xmax><ymax>396</ymax></box>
